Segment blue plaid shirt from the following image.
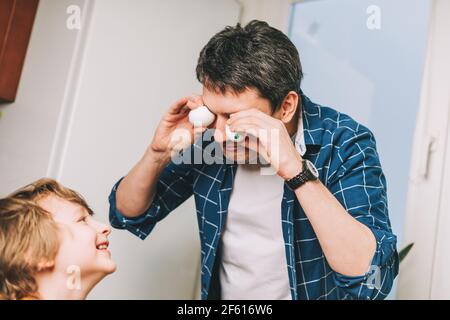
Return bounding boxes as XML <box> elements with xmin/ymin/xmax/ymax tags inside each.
<box><xmin>109</xmin><ymin>92</ymin><xmax>399</xmax><ymax>300</ymax></box>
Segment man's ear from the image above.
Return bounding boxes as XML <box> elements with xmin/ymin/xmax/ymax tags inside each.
<box><xmin>278</xmin><ymin>91</ymin><xmax>299</xmax><ymax>123</ymax></box>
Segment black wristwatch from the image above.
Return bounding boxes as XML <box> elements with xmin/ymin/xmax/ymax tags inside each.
<box><xmin>285</xmin><ymin>160</ymin><xmax>319</xmax><ymax>190</ymax></box>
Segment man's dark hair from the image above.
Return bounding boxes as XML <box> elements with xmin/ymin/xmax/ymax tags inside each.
<box><xmin>196</xmin><ymin>20</ymin><xmax>303</xmax><ymax>112</ymax></box>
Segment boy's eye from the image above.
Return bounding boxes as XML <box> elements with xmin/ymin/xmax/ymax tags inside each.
<box><xmin>78</xmin><ymin>216</ymin><xmax>88</xmax><ymax>223</ymax></box>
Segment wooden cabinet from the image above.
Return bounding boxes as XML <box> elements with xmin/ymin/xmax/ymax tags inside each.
<box><xmin>0</xmin><ymin>0</ymin><xmax>39</xmax><ymax>103</ymax></box>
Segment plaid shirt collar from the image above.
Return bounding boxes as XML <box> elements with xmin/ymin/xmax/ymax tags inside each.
<box><xmin>292</xmin><ymin>90</ymin><xmax>323</xmax><ymax>157</ymax></box>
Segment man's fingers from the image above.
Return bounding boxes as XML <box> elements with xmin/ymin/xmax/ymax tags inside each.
<box><xmin>167</xmin><ymin>94</ymin><xmax>203</xmax><ymax>117</ymax></box>
<box><xmin>229</xmin><ymin>108</ymin><xmax>268</xmax><ymax>121</ymax></box>
<box><xmin>228</xmin><ymin>117</ymin><xmax>263</xmax><ymax>130</ymax></box>
<box><xmin>168</xmin><ymin>127</ymin><xmax>192</xmax><ymax>150</ymax></box>
<box><xmin>246</xmin><ymin>136</ymin><xmax>270</xmax><ymax>163</ymax></box>
<box><xmin>185</xmin><ymin>99</ymin><xmax>202</xmax><ymax>110</ymax></box>
<box><xmin>186</xmin><ymin>94</ymin><xmax>205</xmax><ymax>111</ymax></box>
<box><xmin>188</xmin><ymin>94</ymin><xmax>204</xmax><ymax>105</ymax></box>
<box><xmin>228</xmin><ymin>111</ymin><xmax>272</xmax><ymax>129</ymax></box>
<box><xmin>168</xmin><ymin>97</ymin><xmax>190</xmax><ymax>115</ymax></box>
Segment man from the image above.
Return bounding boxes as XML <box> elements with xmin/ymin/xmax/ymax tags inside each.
<box><xmin>109</xmin><ymin>20</ymin><xmax>398</xmax><ymax>300</ymax></box>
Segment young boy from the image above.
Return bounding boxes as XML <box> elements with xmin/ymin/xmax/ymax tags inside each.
<box><xmin>0</xmin><ymin>178</ymin><xmax>116</xmax><ymax>300</ymax></box>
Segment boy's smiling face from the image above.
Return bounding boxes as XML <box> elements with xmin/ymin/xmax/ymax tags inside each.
<box><xmin>38</xmin><ymin>195</ymin><xmax>116</xmax><ymax>283</ymax></box>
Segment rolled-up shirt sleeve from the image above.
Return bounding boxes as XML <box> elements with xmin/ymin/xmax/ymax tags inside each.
<box><xmin>109</xmin><ymin>159</ymin><xmax>195</xmax><ymax>240</ymax></box>
<box><xmin>327</xmin><ymin>128</ymin><xmax>399</xmax><ymax>300</ymax></box>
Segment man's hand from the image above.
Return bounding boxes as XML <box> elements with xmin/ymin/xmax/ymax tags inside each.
<box><xmin>227</xmin><ymin>108</ymin><xmax>303</xmax><ymax>180</ymax></box>
<box><xmin>149</xmin><ymin>95</ymin><xmax>206</xmax><ymax>164</ymax></box>
<box><xmin>116</xmin><ymin>95</ymin><xmax>205</xmax><ymax>218</ymax></box>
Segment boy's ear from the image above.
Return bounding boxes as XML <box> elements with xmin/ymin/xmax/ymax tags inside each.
<box><xmin>36</xmin><ymin>259</ymin><xmax>55</xmax><ymax>272</ymax></box>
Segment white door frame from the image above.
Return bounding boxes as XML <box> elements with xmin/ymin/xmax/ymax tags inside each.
<box><xmin>397</xmin><ymin>0</ymin><xmax>450</xmax><ymax>299</ymax></box>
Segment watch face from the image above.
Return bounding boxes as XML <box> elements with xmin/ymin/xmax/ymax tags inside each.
<box><xmin>306</xmin><ymin>160</ymin><xmax>319</xmax><ymax>178</ymax></box>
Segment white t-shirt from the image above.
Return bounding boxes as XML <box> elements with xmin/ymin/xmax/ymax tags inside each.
<box><xmin>219</xmin><ymin>163</ymin><xmax>292</xmax><ymax>300</ymax></box>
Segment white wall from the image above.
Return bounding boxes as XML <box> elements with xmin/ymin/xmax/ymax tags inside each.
<box><xmin>397</xmin><ymin>0</ymin><xmax>450</xmax><ymax>299</ymax></box>
<box><xmin>238</xmin><ymin>0</ymin><xmax>292</xmax><ymax>32</ymax></box>
<box><xmin>0</xmin><ymin>0</ymin><xmax>239</xmax><ymax>299</ymax></box>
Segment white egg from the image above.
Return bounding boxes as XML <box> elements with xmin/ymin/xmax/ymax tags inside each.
<box><xmin>225</xmin><ymin>124</ymin><xmax>245</xmax><ymax>143</ymax></box>
<box><xmin>188</xmin><ymin>106</ymin><xmax>216</xmax><ymax>127</ymax></box>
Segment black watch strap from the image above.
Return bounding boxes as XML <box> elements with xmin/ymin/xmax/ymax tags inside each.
<box><xmin>286</xmin><ymin>160</ymin><xmax>317</xmax><ymax>190</ymax></box>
